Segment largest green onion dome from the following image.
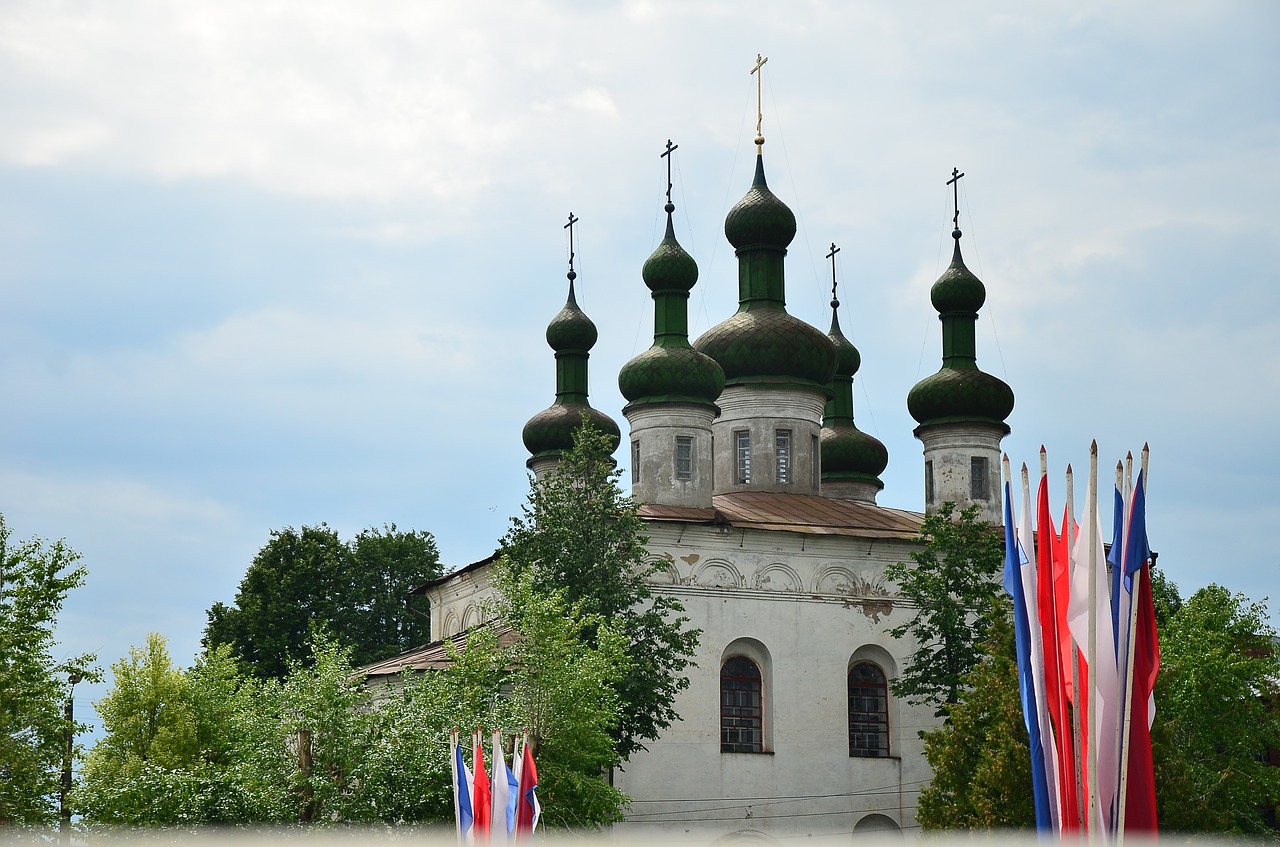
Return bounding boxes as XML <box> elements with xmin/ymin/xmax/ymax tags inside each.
<box><xmin>821</xmin><ymin>297</ymin><xmax>888</xmax><ymax>485</ymax></box>
<box><xmin>522</xmin><ymin>273</ymin><xmax>621</xmax><ymax>463</ymax></box>
<box><xmin>907</xmin><ymin>232</ymin><xmax>1014</xmax><ymax>431</ymax></box>
<box><xmin>619</xmin><ymin>204</ymin><xmax>725</xmax><ymax>410</ymax></box>
<box><xmin>694</xmin><ymin>154</ymin><xmax>836</xmax><ymax>392</ymax></box>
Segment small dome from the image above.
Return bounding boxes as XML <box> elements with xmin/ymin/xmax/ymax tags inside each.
<box><xmin>907</xmin><ymin>367</ymin><xmax>1015</xmax><ymax>428</ymax></box>
<box><xmin>931</xmin><ymin>238</ymin><xmax>986</xmax><ymax>314</ymax></box>
<box><xmin>522</xmin><ymin>404</ymin><xmax>620</xmax><ymax>461</ymax></box>
<box><xmin>619</xmin><ymin>345</ymin><xmax>725</xmax><ymax>409</ymax></box>
<box><xmin>828</xmin><ymin>310</ymin><xmax>861</xmax><ymax>378</ymax></box>
<box><xmin>694</xmin><ymin>309</ymin><xmax>837</xmax><ymax>391</ymax></box>
<box><xmin>545</xmin><ymin>279</ymin><xmax>598</xmax><ymax>352</ymax></box>
<box><xmin>643</xmin><ymin>214</ymin><xmax>699</xmax><ymax>293</ymax></box>
<box><xmin>821</xmin><ymin>422</ymin><xmax>889</xmax><ymax>482</ymax></box>
<box><xmin>724</xmin><ymin>156</ymin><xmax>796</xmax><ymax>251</ymax></box>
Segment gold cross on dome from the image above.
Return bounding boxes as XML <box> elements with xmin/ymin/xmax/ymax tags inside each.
<box><xmin>751</xmin><ymin>54</ymin><xmax>769</xmax><ymax>145</ymax></box>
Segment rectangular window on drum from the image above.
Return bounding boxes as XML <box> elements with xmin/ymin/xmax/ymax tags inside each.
<box><xmin>736</xmin><ymin>431</ymin><xmax>751</xmax><ymax>485</ymax></box>
<box><xmin>675</xmin><ymin>436</ymin><xmax>694</xmax><ymax>481</ymax></box>
<box><xmin>775</xmin><ymin>429</ymin><xmax>792</xmax><ymax>484</ymax></box>
<box><xmin>631</xmin><ymin>441</ymin><xmax>640</xmax><ymax>485</ymax></box>
<box><xmin>971</xmin><ymin>456</ymin><xmax>989</xmax><ymax>500</ymax></box>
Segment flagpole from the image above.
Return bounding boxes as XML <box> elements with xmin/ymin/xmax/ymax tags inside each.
<box><xmin>1116</xmin><ymin>450</ymin><xmax>1150</xmax><ymax>839</ymax></box>
<box><xmin>1066</xmin><ymin>464</ymin><xmax>1086</xmax><ymax>833</ymax></box>
<box><xmin>1087</xmin><ymin>441</ymin><xmax>1100</xmax><ymax>836</ymax></box>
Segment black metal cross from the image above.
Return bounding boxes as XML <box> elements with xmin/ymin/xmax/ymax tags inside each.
<box><xmin>564</xmin><ymin>212</ymin><xmax>579</xmax><ymax>274</ymax></box>
<box><xmin>826</xmin><ymin>242</ymin><xmax>841</xmax><ymax>306</ymax></box>
<box><xmin>661</xmin><ymin>139</ymin><xmax>679</xmax><ymax>206</ymax></box>
<box><xmin>947</xmin><ymin>167</ymin><xmax>965</xmax><ymax>230</ymax></box>
<box><xmin>751</xmin><ymin>54</ymin><xmax>769</xmax><ymax>143</ymax></box>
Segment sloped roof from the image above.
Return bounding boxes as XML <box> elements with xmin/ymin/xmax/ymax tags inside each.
<box><xmin>360</xmin><ymin>625</ymin><xmax>517</xmax><ymax>681</ymax></box>
<box><xmin>639</xmin><ymin>492</ymin><xmax>925</xmax><ymax>540</ymax></box>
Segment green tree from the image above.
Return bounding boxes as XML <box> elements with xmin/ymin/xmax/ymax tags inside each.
<box><xmin>1153</xmin><ymin>584</ymin><xmax>1280</xmax><ymax>834</ymax></box>
<box><xmin>0</xmin><ymin>514</ymin><xmax>97</xmax><ymax>826</ymax></box>
<box><xmin>499</xmin><ymin>422</ymin><xmax>700</xmax><ymax>760</ymax></box>
<box><xmin>884</xmin><ymin>502</ymin><xmax>1004</xmax><ymax>719</ymax></box>
<box><xmin>916</xmin><ymin>599</ymin><xmax>1035</xmax><ymax>829</ymax></box>
<box><xmin>205</xmin><ymin>523</ymin><xmax>441</xmax><ymax>677</ymax></box>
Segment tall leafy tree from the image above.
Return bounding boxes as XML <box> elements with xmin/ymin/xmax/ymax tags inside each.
<box><xmin>205</xmin><ymin>523</ymin><xmax>441</xmax><ymax>677</ymax></box>
<box><xmin>0</xmin><ymin>514</ymin><xmax>98</xmax><ymax>826</ymax></box>
<box><xmin>916</xmin><ymin>600</ymin><xmax>1035</xmax><ymax>829</ymax></box>
<box><xmin>884</xmin><ymin>502</ymin><xmax>1004</xmax><ymax>719</ymax></box>
<box><xmin>500</xmin><ymin>422</ymin><xmax>700</xmax><ymax>760</ymax></box>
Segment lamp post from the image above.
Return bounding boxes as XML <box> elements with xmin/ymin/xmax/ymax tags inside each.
<box><xmin>60</xmin><ymin>671</ymin><xmax>82</xmax><ymax>842</ymax></box>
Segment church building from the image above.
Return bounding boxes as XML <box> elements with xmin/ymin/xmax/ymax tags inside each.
<box><xmin>370</xmin><ymin>95</ymin><xmax>1015</xmax><ymax>838</ymax></box>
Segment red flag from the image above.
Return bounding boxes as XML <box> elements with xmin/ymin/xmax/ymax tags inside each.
<box><xmin>1124</xmin><ymin>563</ymin><xmax>1160</xmax><ymax>831</ymax></box>
<box><xmin>472</xmin><ymin>732</ymin><xmax>492</xmax><ymax>838</ymax></box>
<box><xmin>1036</xmin><ymin>475</ymin><xmax>1077</xmax><ymax>832</ymax></box>
<box><xmin>515</xmin><ymin>740</ymin><xmax>540</xmax><ymax>836</ymax></box>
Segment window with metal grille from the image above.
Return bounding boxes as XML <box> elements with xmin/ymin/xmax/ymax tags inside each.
<box><xmin>971</xmin><ymin>456</ymin><xmax>989</xmax><ymax>500</ymax></box>
<box><xmin>926</xmin><ymin>460</ymin><xmax>935</xmax><ymax>504</ymax></box>
<box><xmin>735</xmin><ymin>431</ymin><xmax>751</xmax><ymax>484</ymax></box>
<box><xmin>721</xmin><ymin>656</ymin><xmax>763</xmax><ymax>753</ymax></box>
<box><xmin>775</xmin><ymin>429</ymin><xmax>792</xmax><ymax>484</ymax></box>
<box><xmin>631</xmin><ymin>441</ymin><xmax>640</xmax><ymax>485</ymax></box>
<box><xmin>675</xmin><ymin>436</ymin><xmax>693</xmax><ymax>481</ymax></box>
<box><xmin>848</xmin><ymin>662</ymin><xmax>889</xmax><ymax>757</ymax></box>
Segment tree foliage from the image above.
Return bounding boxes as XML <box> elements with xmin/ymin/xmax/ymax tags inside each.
<box><xmin>204</xmin><ymin>523</ymin><xmax>441</xmax><ymax>677</ymax></box>
<box><xmin>499</xmin><ymin>422</ymin><xmax>700</xmax><ymax>760</ymax></box>
<box><xmin>0</xmin><ymin>514</ymin><xmax>98</xmax><ymax>826</ymax></box>
<box><xmin>1153</xmin><ymin>583</ymin><xmax>1280</xmax><ymax>834</ymax></box>
<box><xmin>884</xmin><ymin>502</ymin><xmax>1004</xmax><ymax>719</ymax></box>
<box><xmin>916</xmin><ymin>599</ymin><xmax>1035</xmax><ymax>829</ymax></box>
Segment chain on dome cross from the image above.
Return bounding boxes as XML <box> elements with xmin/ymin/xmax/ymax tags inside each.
<box><xmin>751</xmin><ymin>53</ymin><xmax>769</xmax><ymax>145</ymax></box>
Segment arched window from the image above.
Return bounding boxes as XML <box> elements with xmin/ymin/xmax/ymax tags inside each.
<box><xmin>721</xmin><ymin>656</ymin><xmax>763</xmax><ymax>753</ymax></box>
<box><xmin>848</xmin><ymin>662</ymin><xmax>889</xmax><ymax>757</ymax></box>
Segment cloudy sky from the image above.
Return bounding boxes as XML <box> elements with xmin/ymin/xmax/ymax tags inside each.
<box><xmin>2</xmin><ymin>1</ymin><xmax>1276</xmax><ymax>724</ymax></box>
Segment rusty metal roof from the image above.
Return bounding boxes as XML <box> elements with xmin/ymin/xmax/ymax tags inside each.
<box><xmin>639</xmin><ymin>492</ymin><xmax>925</xmax><ymax>540</ymax></box>
<box><xmin>360</xmin><ymin>626</ymin><xmax>517</xmax><ymax>679</ymax></box>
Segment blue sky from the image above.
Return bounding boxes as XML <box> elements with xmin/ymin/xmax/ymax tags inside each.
<box><xmin>1</xmin><ymin>1</ymin><xmax>1276</xmax><ymax>725</ymax></box>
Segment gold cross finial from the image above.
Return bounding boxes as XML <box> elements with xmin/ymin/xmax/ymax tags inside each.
<box><xmin>751</xmin><ymin>54</ymin><xmax>769</xmax><ymax>147</ymax></box>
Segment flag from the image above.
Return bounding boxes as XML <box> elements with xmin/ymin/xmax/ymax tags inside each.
<box><xmin>472</xmin><ymin>732</ymin><xmax>491</xmax><ymax>838</ymax></box>
<box><xmin>1036</xmin><ymin>472</ymin><xmax>1077</xmax><ymax>832</ymax></box>
<box><xmin>1122</xmin><ymin>472</ymin><xmax>1159</xmax><ymax>832</ymax></box>
<box><xmin>491</xmin><ymin>732</ymin><xmax>517</xmax><ymax>839</ymax></box>
<box><xmin>516</xmin><ymin>739</ymin><xmax>540</xmax><ymax>836</ymax></box>
<box><xmin>1004</xmin><ymin>477</ymin><xmax>1053</xmax><ymax>829</ymax></box>
<box><xmin>452</xmin><ymin>733</ymin><xmax>475</xmax><ymax>842</ymax></box>
<box><xmin>1066</xmin><ymin>493</ymin><xmax>1120</xmax><ymax>833</ymax></box>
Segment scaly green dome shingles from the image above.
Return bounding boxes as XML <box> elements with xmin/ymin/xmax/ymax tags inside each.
<box><xmin>620</xmin><ymin>205</ymin><xmax>724</xmax><ymax>410</ymax></box>
<box><xmin>694</xmin><ymin>153</ymin><xmax>835</xmax><ymax>393</ymax></box>
<box><xmin>821</xmin><ymin>299</ymin><xmax>887</xmax><ymax>487</ymax></box>
<box><xmin>908</xmin><ymin>234</ymin><xmax>1014</xmax><ymax>431</ymax></box>
<box><xmin>523</xmin><ymin>274</ymin><xmax>620</xmax><ymax>464</ymax></box>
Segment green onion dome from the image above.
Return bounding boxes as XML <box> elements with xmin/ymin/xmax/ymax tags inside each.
<box><xmin>821</xmin><ymin>302</ymin><xmax>887</xmax><ymax>484</ymax></box>
<box><xmin>620</xmin><ymin>208</ymin><xmax>725</xmax><ymax>409</ymax></box>
<box><xmin>694</xmin><ymin>154</ymin><xmax>835</xmax><ymax>392</ymax></box>
<box><xmin>724</xmin><ymin>155</ymin><xmax>797</xmax><ymax>250</ymax></box>
<box><xmin>619</xmin><ymin>345</ymin><xmax>725</xmax><ymax>409</ymax></box>
<box><xmin>522</xmin><ymin>274</ymin><xmax>621</xmax><ymax>462</ymax></box>
<box><xmin>642</xmin><ymin>208</ymin><xmax>700</xmax><ymax>293</ymax></box>
<box><xmin>907</xmin><ymin>233</ymin><xmax>1014</xmax><ymax>430</ymax></box>
<box><xmin>522</xmin><ymin>403</ymin><xmax>621</xmax><ymax>460</ymax></box>
<box><xmin>545</xmin><ymin>273</ymin><xmax>599</xmax><ymax>352</ymax></box>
